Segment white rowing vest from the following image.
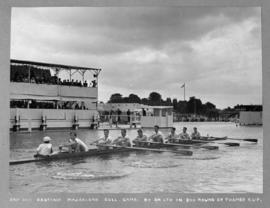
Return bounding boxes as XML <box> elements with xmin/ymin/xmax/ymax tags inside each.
<box><xmin>74</xmin><ymin>138</ymin><xmax>89</xmax><ymax>151</ymax></box>
<box><xmin>37</xmin><ymin>143</ymin><xmax>52</xmax><ymax>155</ymax></box>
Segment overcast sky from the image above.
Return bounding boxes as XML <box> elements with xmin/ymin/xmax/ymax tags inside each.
<box><xmin>11</xmin><ymin>7</ymin><xmax>262</xmax><ymax>109</ymax></box>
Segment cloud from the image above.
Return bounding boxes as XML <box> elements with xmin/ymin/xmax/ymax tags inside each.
<box><xmin>10</xmin><ymin>7</ymin><xmax>262</xmax><ymax>108</ymax></box>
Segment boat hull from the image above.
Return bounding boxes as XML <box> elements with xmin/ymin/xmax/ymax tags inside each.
<box><xmin>10</xmin><ymin>148</ymin><xmax>131</xmax><ymax>165</ymax></box>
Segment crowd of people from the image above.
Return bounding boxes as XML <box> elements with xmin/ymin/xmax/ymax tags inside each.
<box><xmin>11</xmin><ymin>65</ymin><xmax>97</xmax><ymax>87</ymax></box>
<box><xmin>10</xmin><ymin>100</ymin><xmax>87</xmax><ymax>110</ymax></box>
<box><xmin>10</xmin><ymin>100</ymin><xmax>55</xmax><ymax>109</ymax></box>
<box><xmin>35</xmin><ymin>126</ymin><xmax>201</xmax><ymax>156</ymax></box>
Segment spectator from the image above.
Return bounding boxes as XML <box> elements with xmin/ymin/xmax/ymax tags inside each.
<box><xmin>127</xmin><ymin>109</ymin><xmax>131</xmax><ymax>123</ymax></box>
<box><xmin>142</xmin><ymin>108</ymin><xmax>146</xmax><ymax>116</ymax></box>
<box><xmin>117</xmin><ymin>109</ymin><xmax>122</xmax><ymax>123</ymax></box>
<box><xmin>92</xmin><ymin>80</ymin><xmax>97</xmax><ymax>87</ymax></box>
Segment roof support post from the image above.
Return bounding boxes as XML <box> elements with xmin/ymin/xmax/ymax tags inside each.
<box><xmin>28</xmin><ymin>65</ymin><xmax>30</xmax><ymax>83</ymax></box>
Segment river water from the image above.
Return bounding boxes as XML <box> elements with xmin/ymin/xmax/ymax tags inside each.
<box><xmin>9</xmin><ymin>122</ymin><xmax>262</xmax><ymax>194</ymax></box>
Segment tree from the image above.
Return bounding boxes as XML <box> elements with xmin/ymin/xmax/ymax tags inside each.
<box><xmin>108</xmin><ymin>93</ymin><xmax>123</xmax><ymax>103</ymax></box>
<box><xmin>173</xmin><ymin>98</ymin><xmax>178</xmax><ymax>110</ymax></box>
<box><xmin>148</xmin><ymin>92</ymin><xmax>162</xmax><ymax>105</ymax></box>
<box><xmin>205</xmin><ymin>102</ymin><xmax>216</xmax><ymax>109</ymax></box>
<box><xmin>141</xmin><ymin>98</ymin><xmax>149</xmax><ymax>105</ymax></box>
<box><xmin>177</xmin><ymin>100</ymin><xmax>188</xmax><ymax>113</ymax></box>
<box><xmin>128</xmin><ymin>94</ymin><xmax>141</xmax><ymax>103</ymax></box>
<box><xmin>122</xmin><ymin>97</ymin><xmax>129</xmax><ymax>103</ymax></box>
<box><xmin>187</xmin><ymin>97</ymin><xmax>202</xmax><ymax>114</ymax></box>
<box><xmin>165</xmin><ymin>98</ymin><xmax>172</xmax><ymax>106</ymax></box>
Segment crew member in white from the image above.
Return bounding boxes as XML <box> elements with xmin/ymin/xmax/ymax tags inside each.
<box><xmin>60</xmin><ymin>132</ymin><xmax>88</xmax><ymax>152</ymax></box>
<box><xmin>148</xmin><ymin>125</ymin><xmax>164</xmax><ymax>143</ymax></box>
<box><xmin>36</xmin><ymin>136</ymin><xmax>53</xmax><ymax>156</ymax></box>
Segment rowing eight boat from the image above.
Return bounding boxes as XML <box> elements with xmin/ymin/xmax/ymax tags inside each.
<box><xmin>10</xmin><ymin>144</ymin><xmax>193</xmax><ymax>166</ymax></box>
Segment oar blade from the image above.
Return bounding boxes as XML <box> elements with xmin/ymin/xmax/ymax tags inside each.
<box><xmin>201</xmin><ymin>145</ymin><xmax>219</xmax><ymax>150</ymax></box>
<box><xmin>223</xmin><ymin>142</ymin><xmax>240</xmax><ymax>147</ymax></box>
<box><xmin>131</xmin><ymin>146</ymin><xmax>193</xmax><ymax>156</ymax></box>
<box><xmin>173</xmin><ymin>149</ymin><xmax>193</xmax><ymax>156</ymax></box>
<box><xmin>243</xmin><ymin>139</ymin><xmax>258</xmax><ymax>143</ymax></box>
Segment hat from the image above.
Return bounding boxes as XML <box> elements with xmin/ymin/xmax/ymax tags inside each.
<box><xmin>43</xmin><ymin>136</ymin><xmax>51</xmax><ymax>142</ymax></box>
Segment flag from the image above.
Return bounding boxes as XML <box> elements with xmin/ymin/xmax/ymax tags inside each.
<box><xmin>181</xmin><ymin>83</ymin><xmax>185</xmax><ymax>88</ymax></box>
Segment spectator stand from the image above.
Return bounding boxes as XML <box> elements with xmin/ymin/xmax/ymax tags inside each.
<box><xmin>10</xmin><ymin>59</ymin><xmax>102</xmax><ymax>131</ymax></box>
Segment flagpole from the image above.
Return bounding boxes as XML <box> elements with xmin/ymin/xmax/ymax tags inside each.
<box><xmin>181</xmin><ymin>83</ymin><xmax>185</xmax><ymax>101</ymax></box>
<box><xmin>184</xmin><ymin>84</ymin><xmax>185</xmax><ymax>101</ymax></box>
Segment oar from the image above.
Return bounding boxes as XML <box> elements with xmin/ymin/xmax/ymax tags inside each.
<box><xmin>165</xmin><ymin>142</ymin><xmax>219</xmax><ymax>150</ymax></box>
<box><xmin>191</xmin><ymin>139</ymin><xmax>240</xmax><ymax>147</ymax></box>
<box><xmin>202</xmin><ymin>136</ymin><xmax>258</xmax><ymax>143</ymax></box>
<box><xmin>97</xmin><ymin>144</ymin><xmax>193</xmax><ymax>156</ymax></box>
<box><xmin>215</xmin><ymin>137</ymin><xmax>258</xmax><ymax>143</ymax></box>
<box><xmin>137</xmin><ymin>141</ymin><xmax>218</xmax><ymax>150</ymax></box>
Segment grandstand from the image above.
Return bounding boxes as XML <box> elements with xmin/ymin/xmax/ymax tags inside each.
<box><xmin>10</xmin><ymin>59</ymin><xmax>101</xmax><ymax>131</ymax></box>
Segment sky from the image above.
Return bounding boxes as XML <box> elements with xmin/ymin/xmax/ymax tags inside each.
<box><xmin>10</xmin><ymin>7</ymin><xmax>262</xmax><ymax>109</ymax></box>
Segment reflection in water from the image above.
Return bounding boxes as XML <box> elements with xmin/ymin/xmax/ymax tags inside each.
<box><xmin>173</xmin><ymin>156</ymin><xmax>221</xmax><ymax>160</ymax></box>
<box><xmin>126</xmin><ymin>160</ymin><xmax>180</xmax><ymax>168</ymax></box>
<box><xmin>51</xmin><ymin>170</ymin><xmax>132</xmax><ymax>180</ymax></box>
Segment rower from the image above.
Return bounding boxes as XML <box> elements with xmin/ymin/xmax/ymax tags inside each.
<box><xmin>35</xmin><ymin>136</ymin><xmax>53</xmax><ymax>157</ymax></box>
<box><xmin>179</xmin><ymin>127</ymin><xmax>191</xmax><ymax>140</ymax></box>
<box><xmin>60</xmin><ymin>132</ymin><xmax>88</xmax><ymax>153</ymax></box>
<box><xmin>133</xmin><ymin>128</ymin><xmax>148</xmax><ymax>146</ymax></box>
<box><xmin>164</xmin><ymin>127</ymin><xmax>179</xmax><ymax>143</ymax></box>
<box><xmin>191</xmin><ymin>127</ymin><xmax>201</xmax><ymax>140</ymax></box>
<box><xmin>112</xmin><ymin>129</ymin><xmax>132</xmax><ymax>147</ymax></box>
<box><xmin>90</xmin><ymin>129</ymin><xmax>113</xmax><ymax>150</ymax></box>
<box><xmin>91</xmin><ymin>129</ymin><xmax>113</xmax><ymax>145</ymax></box>
<box><xmin>148</xmin><ymin>125</ymin><xmax>164</xmax><ymax>143</ymax></box>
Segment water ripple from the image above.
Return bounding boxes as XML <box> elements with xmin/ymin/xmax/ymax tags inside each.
<box><xmin>51</xmin><ymin>170</ymin><xmax>131</xmax><ymax>181</ymax></box>
<box><xmin>126</xmin><ymin>160</ymin><xmax>180</xmax><ymax>168</ymax></box>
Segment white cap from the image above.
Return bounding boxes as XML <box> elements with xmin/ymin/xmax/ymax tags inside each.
<box><xmin>43</xmin><ymin>136</ymin><xmax>51</xmax><ymax>142</ymax></box>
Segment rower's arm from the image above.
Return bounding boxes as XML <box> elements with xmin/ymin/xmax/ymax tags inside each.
<box><xmin>148</xmin><ymin>134</ymin><xmax>154</xmax><ymax>140</ymax></box>
<box><xmin>164</xmin><ymin>137</ymin><xmax>169</xmax><ymax>143</ymax></box>
<box><xmin>90</xmin><ymin>138</ymin><xmax>101</xmax><ymax>145</ymax></box>
<box><xmin>160</xmin><ymin>136</ymin><xmax>164</xmax><ymax>143</ymax></box>
<box><xmin>164</xmin><ymin>135</ymin><xmax>170</xmax><ymax>140</ymax></box>
<box><xmin>60</xmin><ymin>141</ymin><xmax>76</xmax><ymax>147</ymax></box>
<box><xmin>132</xmin><ymin>138</ymin><xmax>138</xmax><ymax>143</ymax></box>
<box><xmin>112</xmin><ymin>137</ymin><xmax>120</xmax><ymax>144</ymax></box>
<box><xmin>128</xmin><ymin>138</ymin><xmax>132</xmax><ymax>147</ymax></box>
<box><xmin>36</xmin><ymin>145</ymin><xmax>41</xmax><ymax>153</ymax></box>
